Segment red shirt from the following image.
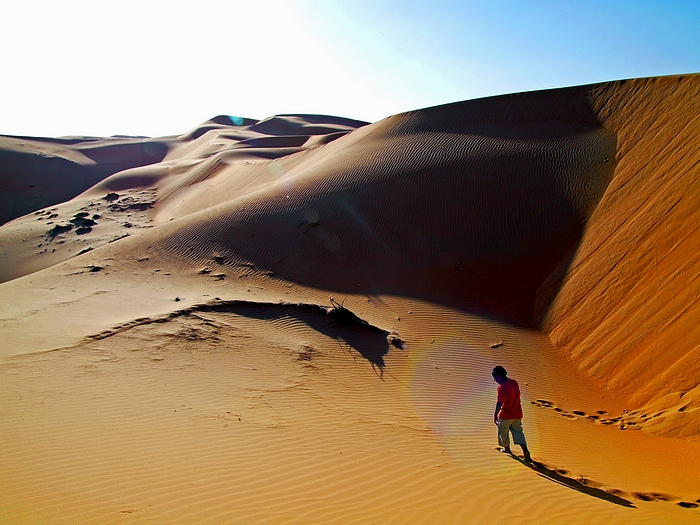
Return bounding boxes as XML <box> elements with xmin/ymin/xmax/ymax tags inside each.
<box><xmin>497</xmin><ymin>378</ymin><xmax>523</xmax><ymax>419</ymax></box>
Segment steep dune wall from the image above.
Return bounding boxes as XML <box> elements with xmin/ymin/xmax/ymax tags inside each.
<box><xmin>539</xmin><ymin>75</ymin><xmax>700</xmax><ymax>437</ymax></box>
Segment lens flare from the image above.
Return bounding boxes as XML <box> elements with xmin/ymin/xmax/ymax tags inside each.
<box><xmin>398</xmin><ymin>330</ymin><xmax>539</xmax><ymax>476</ymax></box>
<box><xmin>403</xmin><ymin>336</ymin><xmax>495</xmax><ymax>437</ymax></box>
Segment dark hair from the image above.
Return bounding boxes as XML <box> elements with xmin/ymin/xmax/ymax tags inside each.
<box><xmin>492</xmin><ymin>366</ymin><xmax>508</xmax><ymax>379</ymax></box>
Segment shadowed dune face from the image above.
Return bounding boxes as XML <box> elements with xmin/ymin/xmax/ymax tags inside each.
<box><xmin>157</xmin><ymin>117</ymin><xmax>617</xmax><ymax>327</ymax></box>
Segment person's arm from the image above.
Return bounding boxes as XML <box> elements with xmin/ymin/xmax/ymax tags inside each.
<box><xmin>494</xmin><ymin>402</ymin><xmax>502</xmax><ymax>425</ymax></box>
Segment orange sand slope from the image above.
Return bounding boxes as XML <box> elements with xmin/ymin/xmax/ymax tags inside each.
<box><xmin>1</xmin><ymin>75</ymin><xmax>700</xmax><ymax>524</ymax></box>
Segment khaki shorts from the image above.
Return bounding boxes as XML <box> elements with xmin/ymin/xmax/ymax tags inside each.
<box><xmin>498</xmin><ymin>418</ymin><xmax>527</xmax><ymax>448</ymax></box>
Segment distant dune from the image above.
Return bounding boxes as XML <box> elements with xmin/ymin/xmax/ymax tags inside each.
<box><xmin>1</xmin><ymin>75</ymin><xmax>699</xmax><ymax>524</ymax></box>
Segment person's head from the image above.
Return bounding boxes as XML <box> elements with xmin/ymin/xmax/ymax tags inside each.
<box><xmin>492</xmin><ymin>366</ymin><xmax>508</xmax><ymax>384</ymax></box>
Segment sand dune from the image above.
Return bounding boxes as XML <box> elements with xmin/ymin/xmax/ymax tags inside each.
<box><xmin>0</xmin><ymin>114</ymin><xmax>366</xmax><ymax>283</ymax></box>
<box><xmin>1</xmin><ymin>75</ymin><xmax>700</xmax><ymax>524</ymax></box>
<box><xmin>0</xmin><ymin>134</ymin><xmax>171</xmax><ymax>226</ymax></box>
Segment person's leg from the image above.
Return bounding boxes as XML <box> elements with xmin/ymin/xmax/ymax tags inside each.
<box><xmin>497</xmin><ymin>419</ymin><xmax>513</xmax><ymax>453</ymax></box>
<box><xmin>509</xmin><ymin>419</ymin><xmax>531</xmax><ymax>461</ymax></box>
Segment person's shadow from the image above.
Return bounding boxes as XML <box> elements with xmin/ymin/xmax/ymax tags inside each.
<box><xmin>509</xmin><ymin>454</ymin><xmax>636</xmax><ymax>508</ymax></box>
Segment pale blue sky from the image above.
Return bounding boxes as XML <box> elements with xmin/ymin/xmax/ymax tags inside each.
<box><xmin>1</xmin><ymin>0</ymin><xmax>698</xmax><ymax>137</ymax></box>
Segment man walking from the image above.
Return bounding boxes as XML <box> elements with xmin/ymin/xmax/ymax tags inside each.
<box><xmin>492</xmin><ymin>365</ymin><xmax>532</xmax><ymax>462</ymax></box>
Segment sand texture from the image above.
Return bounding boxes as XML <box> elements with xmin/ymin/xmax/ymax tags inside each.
<box><xmin>1</xmin><ymin>75</ymin><xmax>700</xmax><ymax>524</ymax></box>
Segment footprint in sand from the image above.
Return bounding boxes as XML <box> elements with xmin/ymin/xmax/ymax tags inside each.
<box><xmin>530</xmin><ymin>400</ymin><xmax>655</xmax><ymax>430</ymax></box>
<box><xmin>632</xmin><ymin>491</ymin><xmax>676</xmax><ymax>502</ymax></box>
